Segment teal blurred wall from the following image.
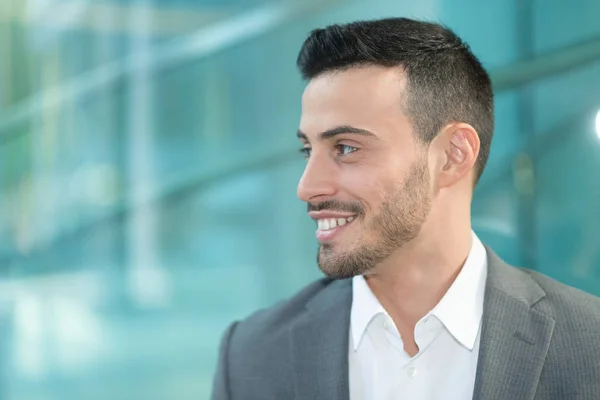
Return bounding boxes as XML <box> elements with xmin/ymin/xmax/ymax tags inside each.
<box><xmin>1</xmin><ymin>0</ymin><xmax>600</xmax><ymax>398</ymax></box>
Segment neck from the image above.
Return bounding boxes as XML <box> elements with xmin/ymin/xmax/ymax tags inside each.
<box><xmin>364</xmin><ymin>196</ymin><xmax>473</xmax><ymax>340</ymax></box>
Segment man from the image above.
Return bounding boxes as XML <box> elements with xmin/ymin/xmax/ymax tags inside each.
<box><xmin>211</xmin><ymin>18</ymin><xmax>600</xmax><ymax>400</ymax></box>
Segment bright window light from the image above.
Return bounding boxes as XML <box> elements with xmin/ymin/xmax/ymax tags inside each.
<box><xmin>596</xmin><ymin>110</ymin><xmax>600</xmax><ymax>140</ymax></box>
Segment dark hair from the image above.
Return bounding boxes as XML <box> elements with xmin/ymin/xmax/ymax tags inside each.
<box><xmin>296</xmin><ymin>17</ymin><xmax>494</xmax><ymax>184</ymax></box>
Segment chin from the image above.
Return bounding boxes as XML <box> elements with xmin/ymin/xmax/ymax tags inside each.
<box><xmin>318</xmin><ymin>266</ymin><xmax>357</xmax><ymax>280</ymax></box>
<box><xmin>317</xmin><ymin>247</ymin><xmax>372</xmax><ymax>280</ymax></box>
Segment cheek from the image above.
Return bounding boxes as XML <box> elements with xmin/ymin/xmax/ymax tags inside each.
<box><xmin>338</xmin><ymin>168</ymin><xmax>390</xmax><ymax>212</ymax></box>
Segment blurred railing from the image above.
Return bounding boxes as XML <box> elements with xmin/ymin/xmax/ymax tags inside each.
<box><xmin>0</xmin><ymin>0</ymin><xmax>348</xmax><ymax>136</ymax></box>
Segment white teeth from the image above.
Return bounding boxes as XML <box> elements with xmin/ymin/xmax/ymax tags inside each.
<box><xmin>317</xmin><ymin>216</ymin><xmax>356</xmax><ymax>231</ymax></box>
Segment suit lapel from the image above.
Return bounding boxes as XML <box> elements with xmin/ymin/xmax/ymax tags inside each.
<box><xmin>290</xmin><ymin>279</ymin><xmax>352</xmax><ymax>400</ymax></box>
<box><xmin>473</xmin><ymin>248</ymin><xmax>555</xmax><ymax>400</ymax></box>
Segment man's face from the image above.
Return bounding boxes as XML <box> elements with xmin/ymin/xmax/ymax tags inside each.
<box><xmin>297</xmin><ymin>66</ymin><xmax>433</xmax><ymax>279</ymax></box>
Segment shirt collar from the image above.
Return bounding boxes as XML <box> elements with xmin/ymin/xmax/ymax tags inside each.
<box><xmin>350</xmin><ymin>231</ymin><xmax>488</xmax><ymax>351</ymax></box>
<box><xmin>430</xmin><ymin>231</ymin><xmax>488</xmax><ymax>350</ymax></box>
<box><xmin>351</xmin><ymin>271</ymin><xmax>387</xmax><ymax>350</ymax></box>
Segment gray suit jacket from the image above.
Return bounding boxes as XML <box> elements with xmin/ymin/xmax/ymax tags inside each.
<box><xmin>211</xmin><ymin>248</ymin><xmax>600</xmax><ymax>399</ymax></box>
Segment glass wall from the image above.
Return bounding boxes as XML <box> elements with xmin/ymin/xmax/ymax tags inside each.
<box><xmin>1</xmin><ymin>0</ymin><xmax>599</xmax><ymax>398</ymax></box>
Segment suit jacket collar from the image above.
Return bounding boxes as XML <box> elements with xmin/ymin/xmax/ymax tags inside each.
<box><xmin>289</xmin><ymin>246</ymin><xmax>555</xmax><ymax>400</ymax></box>
<box><xmin>473</xmin><ymin>246</ymin><xmax>555</xmax><ymax>400</ymax></box>
<box><xmin>290</xmin><ymin>278</ymin><xmax>352</xmax><ymax>399</ymax></box>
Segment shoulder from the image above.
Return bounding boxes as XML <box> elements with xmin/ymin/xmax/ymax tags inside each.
<box><xmin>521</xmin><ymin>268</ymin><xmax>600</xmax><ymax>324</ymax></box>
<box><xmin>518</xmin><ymin>267</ymin><xmax>600</xmax><ymax>366</ymax></box>
<box><xmin>217</xmin><ymin>277</ymin><xmax>346</xmax><ymax>396</ymax></box>
<box><xmin>514</xmin><ymin>268</ymin><xmax>600</xmax><ymax>393</ymax></box>
<box><xmin>227</xmin><ymin>277</ymin><xmax>342</xmax><ymax>349</ymax></box>
<box><xmin>485</xmin><ymin>246</ymin><xmax>600</xmax><ymax>325</ymax></box>
<box><xmin>213</xmin><ymin>278</ymin><xmax>351</xmax><ymax>398</ymax></box>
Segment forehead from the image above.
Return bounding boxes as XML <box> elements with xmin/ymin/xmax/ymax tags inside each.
<box><xmin>299</xmin><ymin>66</ymin><xmax>410</xmax><ymax>138</ymax></box>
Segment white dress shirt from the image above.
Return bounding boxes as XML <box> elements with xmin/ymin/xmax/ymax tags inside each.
<box><xmin>349</xmin><ymin>232</ymin><xmax>488</xmax><ymax>400</ymax></box>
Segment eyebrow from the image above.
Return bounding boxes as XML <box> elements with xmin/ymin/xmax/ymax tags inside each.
<box><xmin>297</xmin><ymin>125</ymin><xmax>378</xmax><ymax>141</ymax></box>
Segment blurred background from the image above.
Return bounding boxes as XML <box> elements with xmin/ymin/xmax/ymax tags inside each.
<box><xmin>0</xmin><ymin>0</ymin><xmax>600</xmax><ymax>398</ymax></box>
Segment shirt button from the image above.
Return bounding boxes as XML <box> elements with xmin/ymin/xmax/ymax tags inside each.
<box><xmin>407</xmin><ymin>365</ymin><xmax>417</xmax><ymax>378</ymax></box>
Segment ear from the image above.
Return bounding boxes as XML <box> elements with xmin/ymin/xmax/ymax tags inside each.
<box><xmin>432</xmin><ymin>123</ymin><xmax>480</xmax><ymax>189</ymax></box>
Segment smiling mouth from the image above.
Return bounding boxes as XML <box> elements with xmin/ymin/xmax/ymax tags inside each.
<box><xmin>316</xmin><ymin>216</ymin><xmax>355</xmax><ymax>231</ymax></box>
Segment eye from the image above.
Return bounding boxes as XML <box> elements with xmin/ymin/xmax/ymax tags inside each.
<box><xmin>337</xmin><ymin>144</ymin><xmax>358</xmax><ymax>156</ymax></box>
<box><xmin>299</xmin><ymin>147</ymin><xmax>312</xmax><ymax>159</ymax></box>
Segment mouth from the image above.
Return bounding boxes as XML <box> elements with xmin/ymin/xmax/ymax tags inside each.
<box><xmin>315</xmin><ymin>216</ymin><xmax>356</xmax><ymax>242</ymax></box>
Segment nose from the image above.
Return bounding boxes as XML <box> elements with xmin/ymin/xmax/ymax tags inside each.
<box><xmin>297</xmin><ymin>155</ymin><xmax>338</xmax><ymax>203</ymax></box>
